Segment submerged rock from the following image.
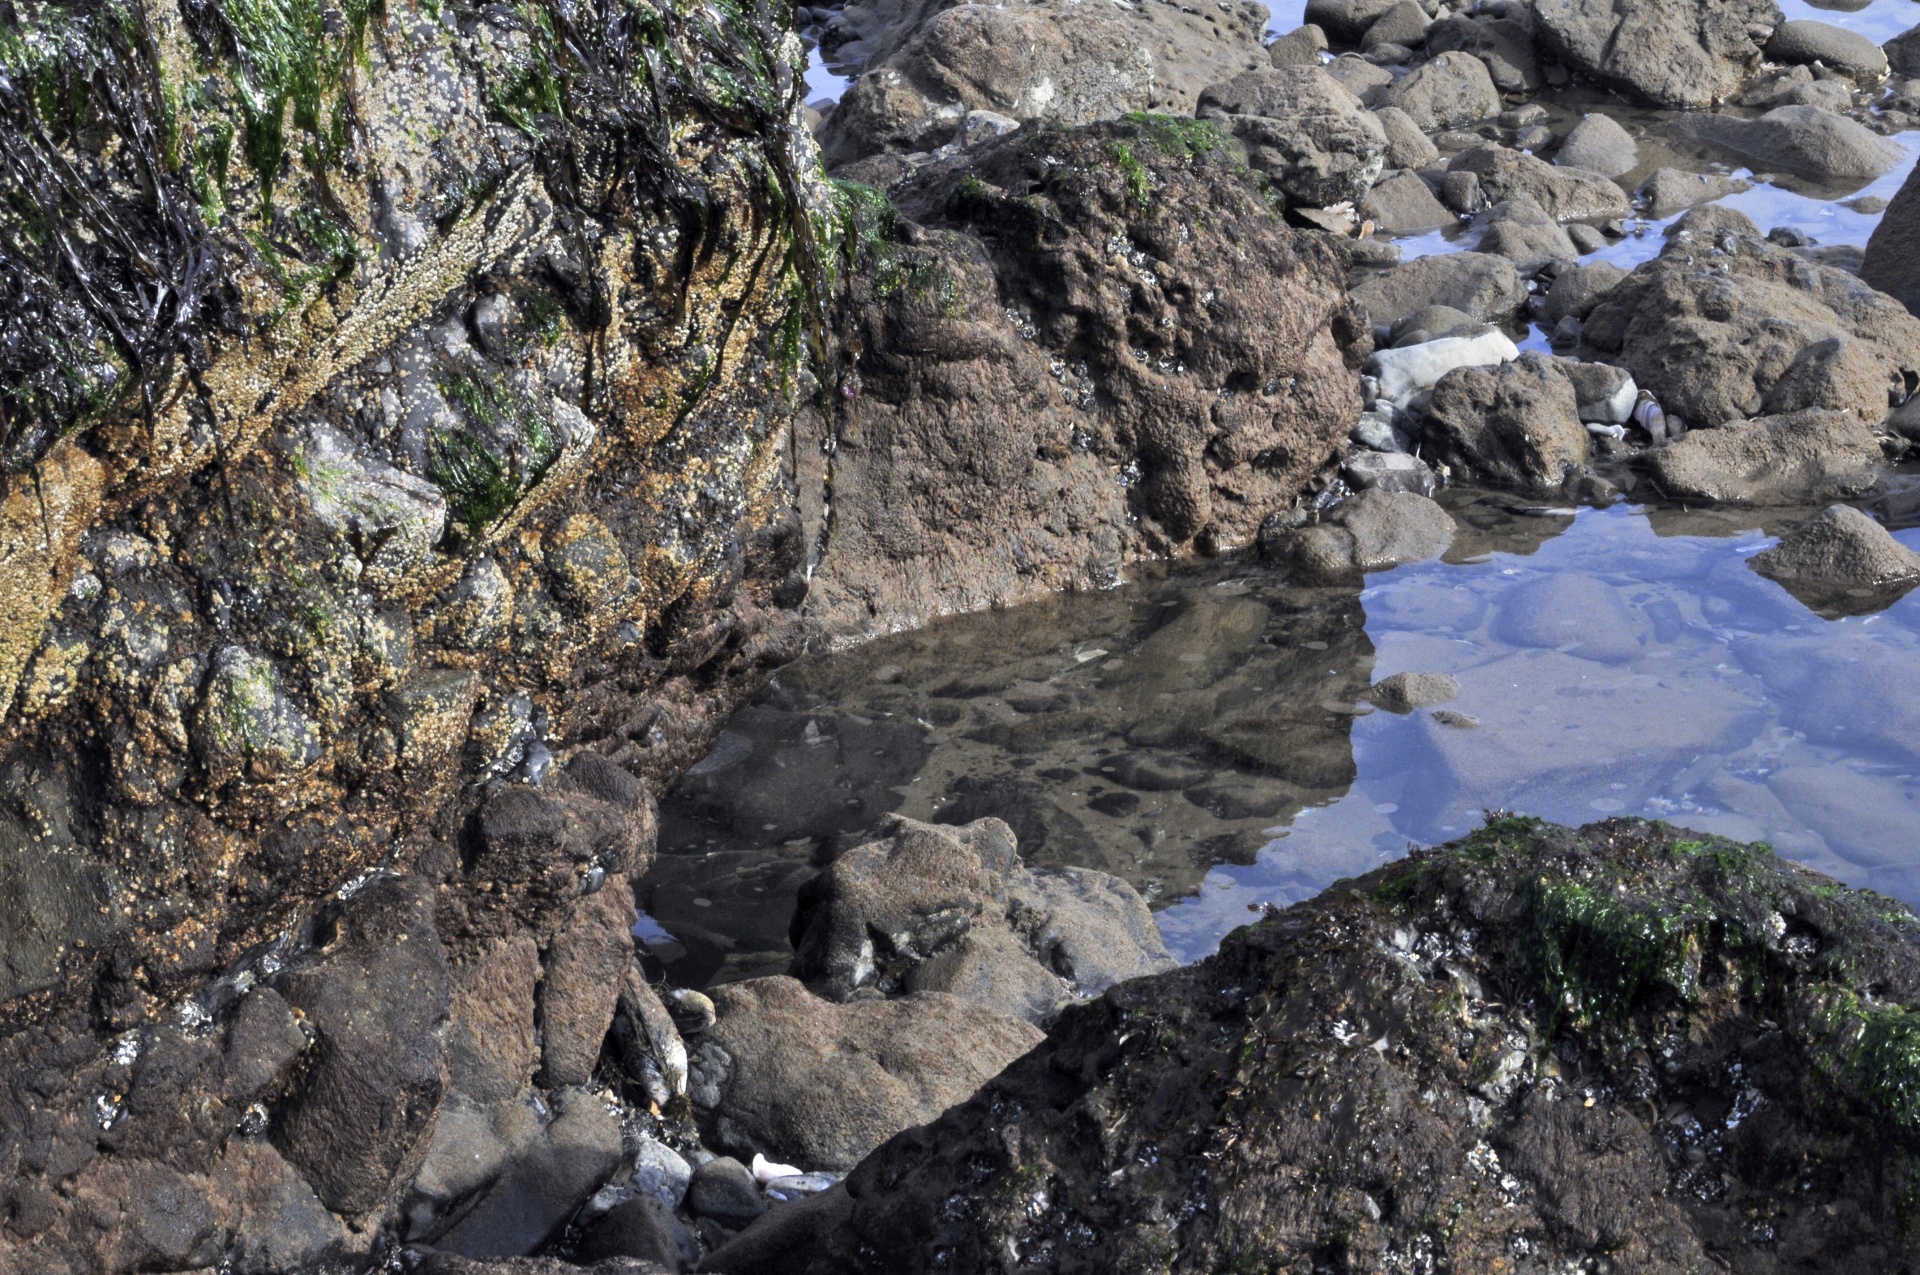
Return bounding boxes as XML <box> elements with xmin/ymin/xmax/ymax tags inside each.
<box><xmin>708</xmin><ymin>817</ymin><xmax>1920</xmax><ymax>1273</ymax></box>
<box><xmin>1265</xmin><ymin>489</ymin><xmax>1456</xmax><ymax>582</ymax></box>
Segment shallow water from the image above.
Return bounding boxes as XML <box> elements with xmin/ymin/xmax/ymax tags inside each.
<box><xmin>639</xmin><ymin>487</ymin><xmax>1920</xmax><ymax>982</ymax></box>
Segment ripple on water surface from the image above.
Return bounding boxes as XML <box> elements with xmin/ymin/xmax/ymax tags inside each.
<box><xmin>640</xmin><ymin>488</ymin><xmax>1920</xmax><ymax>981</ymax></box>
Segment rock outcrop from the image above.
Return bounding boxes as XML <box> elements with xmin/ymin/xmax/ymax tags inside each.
<box><xmin>1532</xmin><ymin>0</ymin><xmax>1781</xmax><ymax>108</ymax></box>
<box><xmin>708</xmin><ymin>816</ymin><xmax>1920</xmax><ymax>1273</ymax></box>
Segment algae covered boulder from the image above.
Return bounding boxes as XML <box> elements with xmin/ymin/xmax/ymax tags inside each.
<box><xmin>711</xmin><ymin>816</ymin><xmax>1920</xmax><ymax>1273</ymax></box>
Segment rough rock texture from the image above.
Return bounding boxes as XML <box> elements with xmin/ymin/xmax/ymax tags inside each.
<box><xmin>788</xmin><ymin>816</ymin><xmax>1174</xmax><ymax>1022</ymax></box>
<box><xmin>1372</xmin><ymin>51</ymin><xmax>1502</xmax><ymax>132</ymax></box>
<box><xmin>1640</xmin><ymin>167</ymin><xmax>1754</xmax><ymax>216</ymax></box>
<box><xmin>707</xmin><ymin>817</ymin><xmax>1920</xmax><ymax>1273</ymax></box>
<box><xmin>0</xmin><ymin>0</ymin><xmax>824</xmax><ymax>1266</ymax></box>
<box><xmin>796</xmin><ymin>119</ymin><xmax>1370</xmax><ymax>644</ymax></box>
<box><xmin>1862</xmin><ymin>157</ymin><xmax>1920</xmax><ymax>317</ymax></box>
<box><xmin>1533</xmin><ymin>0</ymin><xmax>1781</xmax><ymax>108</ymax></box>
<box><xmin>1555</xmin><ymin>112</ymin><xmax>1638</xmax><ymax>177</ymax></box>
<box><xmin>1581</xmin><ymin>228</ymin><xmax>1920</xmax><ymax>427</ymax></box>
<box><xmin>1265</xmin><ymin>490</ymin><xmax>1456</xmax><ymax>582</ymax></box>
<box><xmin>817</xmin><ymin>0</ymin><xmax>1270</xmax><ymax>165</ymax></box>
<box><xmin>1360</xmin><ymin>171</ymin><xmax>1456</xmax><ymax>234</ymax></box>
<box><xmin>1765</xmin><ymin>19</ymin><xmax>1888</xmax><ymax>81</ymax></box>
<box><xmin>1749</xmin><ymin>504</ymin><xmax>1920</xmax><ymax>614</ymax></box>
<box><xmin>1648</xmin><ymin>409</ymin><xmax>1887</xmax><ymax>504</ymax></box>
<box><xmin>1197</xmin><ymin>67</ymin><xmax>1389</xmax><ymax>208</ymax></box>
<box><xmin>1425</xmin><ymin>13</ymin><xmax>1544</xmax><ymax>93</ymax></box>
<box><xmin>1477</xmin><ymin>198</ymin><xmax>1579</xmax><ymax>274</ymax></box>
<box><xmin>1424</xmin><ymin>352</ymin><xmax>1591</xmax><ymax>491</ymax></box>
<box><xmin>1350</xmin><ymin>252</ymin><xmax>1527</xmax><ymax>328</ymax></box>
<box><xmin>688</xmin><ymin>976</ymin><xmax>1045</xmax><ymax>1171</ymax></box>
<box><xmin>1447</xmin><ymin>145</ymin><xmax>1632</xmax><ymax>222</ymax></box>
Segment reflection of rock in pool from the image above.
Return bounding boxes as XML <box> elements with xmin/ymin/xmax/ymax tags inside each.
<box><xmin>640</xmin><ymin>564</ymin><xmax>1372</xmax><ymax>986</ymax></box>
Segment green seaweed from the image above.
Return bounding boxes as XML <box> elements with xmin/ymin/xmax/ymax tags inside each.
<box><xmin>1120</xmin><ymin>112</ymin><xmax>1225</xmax><ymax>160</ymax></box>
<box><xmin>427</xmin><ymin>369</ymin><xmax>561</xmax><ymax>537</ymax></box>
<box><xmin>1107</xmin><ymin>140</ymin><xmax>1152</xmax><ymax>210</ymax></box>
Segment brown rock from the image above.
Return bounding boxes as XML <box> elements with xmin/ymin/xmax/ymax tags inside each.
<box><xmin>1649</xmin><ymin>409</ymin><xmax>1884</xmax><ymax>504</ymax></box>
<box><xmin>1423</xmin><ymin>351</ymin><xmax>1590</xmax><ymax>491</ymax></box>
<box><xmin>540</xmin><ymin>878</ymin><xmax>637</xmax><ymax>1088</ymax></box>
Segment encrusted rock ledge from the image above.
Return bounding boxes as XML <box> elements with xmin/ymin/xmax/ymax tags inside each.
<box><xmin>709</xmin><ymin>817</ymin><xmax>1920</xmax><ymax>1273</ymax></box>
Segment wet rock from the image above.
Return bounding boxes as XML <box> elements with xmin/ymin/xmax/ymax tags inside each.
<box><xmin>1533</xmin><ymin>0</ymin><xmax>1779</xmax><ymax>108</ymax></box>
<box><xmin>276</xmin><ymin>875</ymin><xmax>450</xmax><ymax>1217</ymax></box>
<box><xmin>800</xmin><ymin>120</ymin><xmax>1368</xmax><ymax>640</ymax></box>
<box><xmin>1268</xmin><ymin>489</ymin><xmax>1455</xmax><ymax>582</ymax></box>
<box><xmin>631</xmin><ymin>1137</ymin><xmax>695</xmax><ymax>1210</ymax></box>
<box><xmin>1766</xmin><ymin>19</ymin><xmax>1888</xmax><ymax>81</ymax></box>
<box><xmin>0</xmin><ymin>775</ymin><xmax>122</xmax><ymax>1002</ymax></box>
<box><xmin>1343</xmin><ymin>450</ymin><xmax>1442</xmax><ymax>496</ymax></box>
<box><xmin>437</xmin><ymin>557</ymin><xmax>515</xmax><ymax>652</ymax></box>
<box><xmin>1372</xmin><ymin>106</ymin><xmax>1441</xmax><ymax>168</ymax></box>
<box><xmin>1426</xmin><ymin>13</ymin><xmax>1542</xmax><ymax>91</ymax></box>
<box><xmin>1268</xmin><ymin>23</ymin><xmax>1330</xmax><ymax>66</ymax></box>
<box><xmin>1351</xmin><ymin>251</ymin><xmax>1526</xmax><ymax>327</ymax></box>
<box><xmin>1555</xmin><ymin>112</ymin><xmax>1638</xmax><ymax>177</ymax></box>
<box><xmin>1362</xmin><ymin>0</ymin><xmax>1432</xmax><ymax>50</ymax></box>
<box><xmin>1542</xmin><ymin>260</ymin><xmax>1628</xmax><ymax>324</ymax></box>
<box><xmin>818</xmin><ymin>0</ymin><xmax>1269</xmax><ymax>164</ymax></box>
<box><xmin>689</xmin><ymin>976</ymin><xmax>1044</xmax><ymax>1171</ymax></box>
<box><xmin>1738</xmin><ymin>62</ymin><xmax>1855</xmax><ymax>109</ymax></box>
<box><xmin>1477</xmin><ymin>197</ymin><xmax>1579</xmax><ymax>273</ymax></box>
<box><xmin>445</xmin><ymin>936</ymin><xmax>540</xmax><ymax>1104</ymax></box>
<box><xmin>1581</xmin><ymin>228</ymin><xmax>1920</xmax><ymax>426</ymax></box>
<box><xmin>1863</xmin><ymin>158</ymin><xmax>1920</xmax><ymax>317</ymax></box>
<box><xmin>290</xmin><ymin>423</ymin><xmax>447</xmax><ymax>593</ymax></box>
<box><xmin>1648</xmin><ymin>408</ymin><xmax>1884</xmax><ymax>503</ymax></box>
<box><xmin>1198</xmin><ymin>67</ymin><xmax>1389</xmax><ymax>207</ymax></box>
<box><xmin>1358</xmin><ymin>171</ymin><xmax>1455</xmax><ymax>233</ymax></box>
<box><xmin>1749</xmin><ymin>504</ymin><xmax>1920</xmax><ymax>611</ymax></box>
<box><xmin>1367</xmin><ymin>328</ymin><xmax>1520</xmax><ymax>405</ymax></box>
<box><xmin>788</xmin><ymin>815</ymin><xmax>1173</xmax><ymax>1016</ymax></box>
<box><xmin>777</xmin><ymin>818</ymin><xmax>1920</xmax><ymax>1274</ymax></box>
<box><xmin>194</xmin><ymin>646</ymin><xmax>323</xmax><ymax>786</ymax></box>
<box><xmin>545</xmin><ymin>514</ymin><xmax>631</xmax><ymax>613</ymax></box>
<box><xmin>388</xmin><ymin>669</ymin><xmax>481</xmax><ymax>771</ymax></box>
<box><xmin>1388</xmin><ymin>304</ymin><xmax>1479</xmax><ymax>346</ymax></box>
<box><xmin>1369</xmin><ymin>669</ymin><xmax>1460</xmax><ymax>711</ymax></box>
<box><xmin>1424</xmin><ymin>352</ymin><xmax>1590</xmax><ymax>491</ymax></box>
<box><xmin>1639</xmin><ymin>166</ymin><xmax>1753</xmax><ymax>216</ymax></box>
<box><xmin>1675</xmin><ymin>106</ymin><xmax>1902</xmax><ymax>181</ymax></box>
<box><xmin>1448</xmin><ymin>145</ymin><xmax>1631</xmax><ymax>221</ymax></box>
<box><xmin>577</xmin><ymin>1192</ymin><xmax>701</xmax><ymax>1269</ymax></box>
<box><xmin>688</xmin><ymin>1156</ymin><xmax>767</xmax><ymax>1226</ymax></box>
<box><xmin>539</xmin><ymin>881</ymin><xmax>637</xmax><ymax>1088</ymax></box>
<box><xmin>1663</xmin><ymin>202</ymin><xmax>1762</xmax><ymax>242</ymax></box>
<box><xmin>1305</xmin><ymin>0</ymin><xmax>1400</xmax><ymax>45</ymax></box>
<box><xmin>1372</xmin><ymin>51</ymin><xmax>1502</xmax><ymax>132</ymax></box>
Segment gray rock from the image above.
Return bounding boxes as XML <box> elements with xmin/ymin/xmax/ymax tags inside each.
<box><xmin>1373</xmin><ymin>51</ymin><xmax>1502</xmax><ymax>131</ymax></box>
<box><xmin>1423</xmin><ymin>351</ymin><xmax>1590</xmax><ymax>491</ymax></box>
<box><xmin>1324</xmin><ymin>55</ymin><xmax>1395</xmax><ymax>101</ymax></box>
<box><xmin>1580</xmin><ymin>230</ymin><xmax>1920</xmax><ymax>427</ymax></box>
<box><xmin>1887</xmin><ymin>24</ymin><xmax>1920</xmax><ymax>77</ymax></box>
<box><xmin>1439</xmin><ymin>169</ymin><xmax>1487</xmax><ymax>215</ymax></box>
<box><xmin>387</xmin><ymin>668</ymin><xmax>480</xmax><ymax>771</ymax></box>
<box><xmin>1749</xmin><ymin>504</ymin><xmax>1920</xmax><ymax>611</ymax></box>
<box><xmin>1350</xmin><ymin>251</ymin><xmax>1527</xmax><ymax>327</ymax></box>
<box><xmin>1738</xmin><ymin>63</ymin><xmax>1856</xmax><ymax>109</ymax></box>
<box><xmin>1766</xmin><ymin>20</ymin><xmax>1887</xmax><ymax>82</ymax></box>
<box><xmin>1362</xmin><ymin>0</ymin><xmax>1432</xmax><ymax>50</ymax></box>
<box><xmin>290</xmin><ymin>422</ymin><xmax>446</xmax><ymax>592</ymax></box>
<box><xmin>1389</xmin><ymin>304</ymin><xmax>1479</xmax><ymax>344</ymax></box>
<box><xmin>1343</xmin><ymin>449</ymin><xmax>1442</xmax><ymax>495</ymax></box>
<box><xmin>219</xmin><ymin>1140</ymin><xmax>359</xmax><ymax>1275</ymax></box>
<box><xmin>691</xmin><ymin>976</ymin><xmax>1045</xmax><ymax>1170</ymax></box>
<box><xmin>1514</xmin><ymin>124</ymin><xmax>1555</xmax><ymax>151</ymax></box>
<box><xmin>1556</xmin><ymin>113</ymin><xmax>1638</xmax><ymax>177</ymax></box>
<box><xmin>1863</xmin><ymin>157</ymin><xmax>1920</xmax><ymax>316</ymax></box>
<box><xmin>1373</xmin><ymin>106</ymin><xmax>1441</xmax><ymax>168</ymax></box>
<box><xmin>1269</xmin><ymin>489</ymin><xmax>1456</xmax><ymax>583</ymax></box>
<box><xmin>688</xmin><ymin>1157</ymin><xmax>768</xmax><ymax>1226</ymax></box>
<box><xmin>1370</xmin><ymin>670</ymin><xmax>1461</xmax><ymax>711</ymax></box>
<box><xmin>1648</xmin><ymin>409</ymin><xmax>1884</xmax><ymax>503</ymax></box>
<box><xmin>630</xmin><ymin>1136</ymin><xmax>695</xmax><ymax>1210</ymax></box>
<box><xmin>1477</xmin><ymin>197</ymin><xmax>1579</xmax><ymax>273</ymax></box>
<box><xmin>1662</xmin><ymin>202</ymin><xmax>1762</xmax><ymax>241</ymax></box>
<box><xmin>1269</xmin><ymin>23</ymin><xmax>1330</xmax><ymax>66</ymax></box>
<box><xmin>577</xmin><ymin>1193</ymin><xmax>702</xmax><ymax>1270</ymax></box>
<box><xmin>1425</xmin><ymin>13</ymin><xmax>1543</xmax><ymax>92</ymax></box>
<box><xmin>1359</xmin><ymin>170</ymin><xmax>1456</xmax><ymax>233</ymax></box>
<box><xmin>1305</xmin><ymin>0</ymin><xmax>1400</xmax><ymax>44</ymax></box>
<box><xmin>1532</xmin><ymin>0</ymin><xmax>1779</xmax><ymax>109</ymax></box>
<box><xmin>0</xmin><ymin>774</ymin><xmax>122</xmax><ymax>1002</ymax></box>
<box><xmin>433</xmin><ymin>1088</ymin><xmax>625</xmax><ymax>1257</ymax></box>
<box><xmin>1673</xmin><ymin>106</ymin><xmax>1903</xmax><ymax>181</ymax></box>
<box><xmin>1448</xmin><ymin>144</ymin><xmax>1631</xmax><ymax>221</ymax></box>
<box><xmin>436</xmin><ymin>556</ymin><xmax>514</xmax><ymax>652</ymax></box>
<box><xmin>1639</xmin><ymin>167</ymin><xmax>1753</xmax><ymax>216</ymax></box>
<box><xmin>1199</xmin><ymin>67</ymin><xmax>1389</xmax><ymax>206</ymax></box>
<box><xmin>1567</xmin><ymin>223</ymin><xmax>1608</xmax><ymax>254</ymax></box>
<box><xmin>195</xmin><ymin>646</ymin><xmax>323</xmax><ymax>785</ymax></box>
<box><xmin>539</xmin><ymin>881</ymin><xmax>636</xmax><ymax>1088</ymax></box>
<box><xmin>1543</xmin><ymin>260</ymin><xmax>1628</xmax><ymax>323</ymax></box>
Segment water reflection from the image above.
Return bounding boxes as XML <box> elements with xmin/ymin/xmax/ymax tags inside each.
<box><xmin>643</xmin><ymin>489</ymin><xmax>1920</xmax><ymax>980</ymax></box>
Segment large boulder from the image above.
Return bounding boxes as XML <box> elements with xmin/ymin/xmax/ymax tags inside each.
<box><xmin>1673</xmin><ymin>106</ymin><xmax>1904</xmax><ymax>182</ymax></box>
<box><xmin>1647</xmin><ymin>409</ymin><xmax>1886</xmax><ymax>504</ymax></box>
<box><xmin>1863</xmin><ymin>159</ymin><xmax>1920</xmax><ymax>317</ymax></box>
<box><xmin>688</xmin><ymin>976</ymin><xmax>1045</xmax><ymax>1171</ymax></box>
<box><xmin>709</xmin><ymin>818</ymin><xmax>1920</xmax><ymax>1274</ymax></box>
<box><xmin>788</xmin><ymin>815</ymin><xmax>1173</xmax><ymax>1023</ymax></box>
<box><xmin>1533</xmin><ymin>0</ymin><xmax>1781</xmax><ymax>108</ymax></box>
<box><xmin>797</xmin><ymin>119</ymin><xmax>1370</xmax><ymax>642</ymax></box>
<box><xmin>1765</xmin><ymin>19</ymin><xmax>1888</xmax><ymax>82</ymax></box>
<box><xmin>818</xmin><ymin>0</ymin><xmax>1270</xmax><ymax>165</ymax></box>
<box><xmin>1197</xmin><ymin>67</ymin><xmax>1389</xmax><ymax>208</ymax></box>
<box><xmin>1749</xmin><ymin>504</ymin><xmax>1920</xmax><ymax>615</ymax></box>
<box><xmin>1581</xmin><ymin>228</ymin><xmax>1920</xmax><ymax>426</ymax></box>
<box><xmin>1372</xmin><ymin>51</ymin><xmax>1502</xmax><ymax>132</ymax></box>
<box><xmin>1423</xmin><ymin>351</ymin><xmax>1591</xmax><ymax>490</ymax></box>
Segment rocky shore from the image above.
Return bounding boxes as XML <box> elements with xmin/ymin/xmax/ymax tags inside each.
<box><xmin>7</xmin><ymin>0</ymin><xmax>1920</xmax><ymax>1268</ymax></box>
